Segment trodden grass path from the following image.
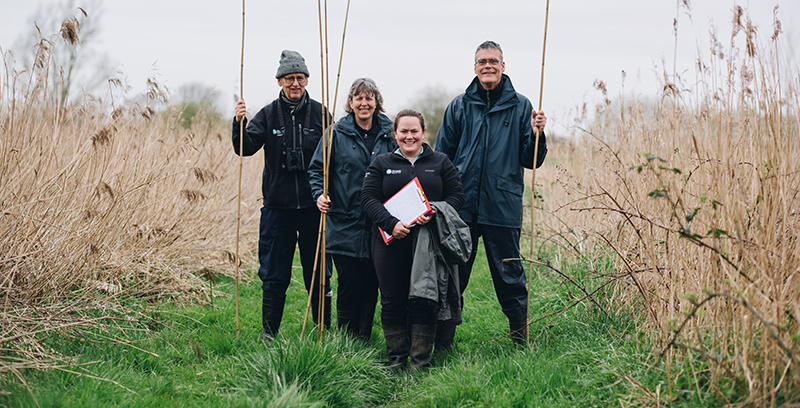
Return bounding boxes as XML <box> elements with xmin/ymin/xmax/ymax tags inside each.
<box><xmin>0</xmin><ymin>244</ymin><xmax>693</xmax><ymax>407</ymax></box>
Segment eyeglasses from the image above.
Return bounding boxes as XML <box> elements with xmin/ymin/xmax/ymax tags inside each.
<box><xmin>475</xmin><ymin>59</ymin><xmax>502</xmax><ymax>67</ymax></box>
<box><xmin>282</xmin><ymin>75</ymin><xmax>307</xmax><ymax>84</ymax></box>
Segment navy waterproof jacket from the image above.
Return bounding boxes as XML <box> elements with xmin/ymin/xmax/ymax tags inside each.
<box><xmin>435</xmin><ymin>74</ymin><xmax>548</xmax><ymax>228</ymax></box>
<box><xmin>309</xmin><ymin>113</ymin><xmax>396</xmax><ymax>259</ymax></box>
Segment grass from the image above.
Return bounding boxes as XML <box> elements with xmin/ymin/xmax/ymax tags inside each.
<box><xmin>0</xmin><ymin>245</ymin><xmax>667</xmax><ymax>407</ymax></box>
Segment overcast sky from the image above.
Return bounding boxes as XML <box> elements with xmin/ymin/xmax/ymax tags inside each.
<box><xmin>1</xmin><ymin>0</ymin><xmax>798</xmax><ymax>135</ymax></box>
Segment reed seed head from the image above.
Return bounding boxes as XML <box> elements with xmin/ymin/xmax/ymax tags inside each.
<box><xmin>59</xmin><ymin>16</ymin><xmax>80</xmax><ymax>48</ymax></box>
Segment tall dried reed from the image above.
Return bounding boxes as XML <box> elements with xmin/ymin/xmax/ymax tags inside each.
<box><xmin>531</xmin><ymin>6</ymin><xmax>799</xmax><ymax>404</ymax></box>
<box><xmin>0</xmin><ymin>20</ymin><xmax>261</xmax><ymax>380</ymax></box>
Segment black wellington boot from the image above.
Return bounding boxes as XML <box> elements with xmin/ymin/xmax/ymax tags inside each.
<box><xmin>337</xmin><ymin>303</ymin><xmax>359</xmax><ymax>337</ymax></box>
<box><xmin>409</xmin><ymin>323</ymin><xmax>436</xmax><ymax>373</ymax></box>
<box><xmin>310</xmin><ymin>292</ymin><xmax>332</xmax><ymax>329</ymax></box>
<box><xmin>323</xmin><ymin>293</ymin><xmax>332</xmax><ymax>329</ymax></box>
<box><xmin>357</xmin><ymin>300</ymin><xmax>377</xmax><ymax>342</ymax></box>
<box><xmin>261</xmin><ymin>292</ymin><xmax>285</xmax><ymax>342</ymax></box>
<box><xmin>434</xmin><ymin>321</ymin><xmax>457</xmax><ymax>353</ymax></box>
<box><xmin>509</xmin><ymin>320</ymin><xmax>528</xmax><ymax>345</ymax></box>
<box><xmin>382</xmin><ymin>324</ymin><xmax>409</xmax><ymax>371</ymax></box>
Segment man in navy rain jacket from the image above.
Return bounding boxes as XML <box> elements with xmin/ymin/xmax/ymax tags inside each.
<box><xmin>435</xmin><ymin>40</ymin><xmax>548</xmax><ymax>346</ymax></box>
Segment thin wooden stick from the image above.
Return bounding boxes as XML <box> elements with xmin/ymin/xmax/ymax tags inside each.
<box><xmin>330</xmin><ymin>0</ymin><xmax>351</xmax><ymax>123</ymax></box>
<box><xmin>235</xmin><ymin>0</ymin><xmax>245</xmax><ymax>339</ymax></box>
<box><xmin>528</xmin><ymin>0</ymin><xmax>550</xmax><ymax>342</ymax></box>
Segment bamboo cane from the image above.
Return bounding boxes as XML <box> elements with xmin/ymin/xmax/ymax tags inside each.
<box><xmin>301</xmin><ymin>0</ymin><xmax>332</xmax><ymax>340</ymax></box>
<box><xmin>319</xmin><ymin>0</ymin><xmax>331</xmax><ymax>344</ymax></box>
<box><xmin>301</xmin><ymin>0</ymin><xmax>352</xmax><ymax>341</ymax></box>
<box><xmin>234</xmin><ymin>0</ymin><xmax>245</xmax><ymax>339</ymax></box>
<box><xmin>528</xmin><ymin>0</ymin><xmax>550</xmax><ymax>343</ymax></box>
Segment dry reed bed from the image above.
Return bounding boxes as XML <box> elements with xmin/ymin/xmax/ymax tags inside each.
<box><xmin>533</xmin><ymin>9</ymin><xmax>800</xmax><ymax>405</ymax></box>
<box><xmin>0</xmin><ymin>29</ymin><xmax>262</xmax><ymax>380</ymax></box>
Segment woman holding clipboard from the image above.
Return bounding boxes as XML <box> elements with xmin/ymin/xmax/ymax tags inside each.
<box><xmin>361</xmin><ymin>109</ymin><xmax>464</xmax><ymax>372</ymax></box>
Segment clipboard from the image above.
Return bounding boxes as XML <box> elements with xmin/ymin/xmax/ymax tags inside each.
<box><xmin>378</xmin><ymin>177</ymin><xmax>433</xmax><ymax>245</ymax></box>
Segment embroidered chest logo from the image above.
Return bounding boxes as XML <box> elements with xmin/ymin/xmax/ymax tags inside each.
<box><xmin>386</xmin><ymin>169</ymin><xmax>402</xmax><ymax>175</ymax></box>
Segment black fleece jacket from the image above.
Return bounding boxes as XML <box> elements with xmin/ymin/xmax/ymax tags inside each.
<box><xmin>232</xmin><ymin>94</ymin><xmax>329</xmax><ymax>210</ymax></box>
<box><xmin>361</xmin><ymin>143</ymin><xmax>465</xmax><ymax>235</ymax></box>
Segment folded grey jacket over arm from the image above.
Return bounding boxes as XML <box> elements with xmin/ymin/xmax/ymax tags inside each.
<box><xmin>409</xmin><ymin>201</ymin><xmax>472</xmax><ymax>322</ymax></box>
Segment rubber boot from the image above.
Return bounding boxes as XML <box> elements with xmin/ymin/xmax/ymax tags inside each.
<box><xmin>337</xmin><ymin>303</ymin><xmax>359</xmax><ymax>337</ymax></box>
<box><xmin>382</xmin><ymin>324</ymin><xmax>409</xmax><ymax>371</ymax></box>
<box><xmin>310</xmin><ymin>292</ymin><xmax>332</xmax><ymax>329</ymax></box>
<box><xmin>434</xmin><ymin>321</ymin><xmax>457</xmax><ymax>353</ymax></box>
<box><xmin>261</xmin><ymin>292</ymin><xmax>285</xmax><ymax>342</ymax></box>
<box><xmin>409</xmin><ymin>323</ymin><xmax>436</xmax><ymax>373</ymax></box>
<box><xmin>323</xmin><ymin>294</ymin><xmax>332</xmax><ymax>329</ymax></box>
<box><xmin>357</xmin><ymin>300</ymin><xmax>377</xmax><ymax>342</ymax></box>
<box><xmin>509</xmin><ymin>320</ymin><xmax>528</xmax><ymax>345</ymax></box>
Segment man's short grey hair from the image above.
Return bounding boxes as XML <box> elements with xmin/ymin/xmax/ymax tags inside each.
<box><xmin>345</xmin><ymin>77</ymin><xmax>385</xmax><ymax>114</ymax></box>
<box><xmin>475</xmin><ymin>40</ymin><xmax>503</xmax><ymax>62</ymax></box>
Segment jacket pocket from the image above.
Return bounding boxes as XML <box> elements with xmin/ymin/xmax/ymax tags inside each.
<box><xmin>495</xmin><ymin>175</ymin><xmax>523</xmax><ymax>197</ymax></box>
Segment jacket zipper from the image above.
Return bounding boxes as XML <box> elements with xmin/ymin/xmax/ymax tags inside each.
<box><xmin>292</xmin><ymin>114</ymin><xmax>301</xmax><ymax>209</ymax></box>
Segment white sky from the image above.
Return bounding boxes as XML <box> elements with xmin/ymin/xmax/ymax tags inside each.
<box><xmin>1</xmin><ymin>0</ymin><xmax>798</xmax><ymax>135</ymax></box>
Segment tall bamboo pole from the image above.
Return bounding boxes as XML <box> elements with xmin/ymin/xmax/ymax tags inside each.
<box><xmin>301</xmin><ymin>0</ymin><xmax>352</xmax><ymax>341</ymax></box>
<box><xmin>301</xmin><ymin>0</ymin><xmax>331</xmax><ymax>340</ymax></box>
<box><xmin>319</xmin><ymin>0</ymin><xmax>331</xmax><ymax>343</ymax></box>
<box><xmin>235</xmin><ymin>0</ymin><xmax>245</xmax><ymax>338</ymax></box>
<box><xmin>528</xmin><ymin>0</ymin><xmax>550</xmax><ymax>342</ymax></box>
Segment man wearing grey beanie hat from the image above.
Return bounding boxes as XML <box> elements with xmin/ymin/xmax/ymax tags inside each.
<box><xmin>232</xmin><ymin>50</ymin><xmax>331</xmax><ymax>342</ymax></box>
<box><xmin>275</xmin><ymin>50</ymin><xmax>310</xmax><ymax>79</ymax></box>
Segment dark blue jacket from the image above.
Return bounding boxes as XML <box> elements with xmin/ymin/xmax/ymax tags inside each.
<box><xmin>435</xmin><ymin>75</ymin><xmax>547</xmax><ymax>228</ymax></box>
<box><xmin>309</xmin><ymin>113</ymin><xmax>396</xmax><ymax>258</ymax></box>
<box><xmin>232</xmin><ymin>94</ymin><xmax>329</xmax><ymax>210</ymax></box>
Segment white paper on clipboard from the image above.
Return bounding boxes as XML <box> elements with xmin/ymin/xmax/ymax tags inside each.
<box><xmin>379</xmin><ymin>177</ymin><xmax>432</xmax><ymax>244</ymax></box>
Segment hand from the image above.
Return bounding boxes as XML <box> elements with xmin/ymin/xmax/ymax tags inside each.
<box><xmin>316</xmin><ymin>195</ymin><xmax>331</xmax><ymax>213</ymax></box>
<box><xmin>391</xmin><ymin>221</ymin><xmax>411</xmax><ymax>240</ymax></box>
<box><xmin>415</xmin><ymin>210</ymin><xmax>434</xmax><ymax>226</ymax></box>
<box><xmin>235</xmin><ymin>99</ymin><xmax>247</xmax><ymax>122</ymax></box>
<box><xmin>531</xmin><ymin>110</ymin><xmax>547</xmax><ymax>132</ymax></box>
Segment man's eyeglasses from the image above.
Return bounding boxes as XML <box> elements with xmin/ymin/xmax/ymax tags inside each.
<box><xmin>475</xmin><ymin>59</ymin><xmax>502</xmax><ymax>67</ymax></box>
<box><xmin>282</xmin><ymin>75</ymin><xmax>307</xmax><ymax>84</ymax></box>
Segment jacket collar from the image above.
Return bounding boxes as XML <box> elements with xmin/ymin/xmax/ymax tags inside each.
<box><xmin>464</xmin><ymin>74</ymin><xmax>518</xmax><ymax>110</ymax></box>
<box><xmin>336</xmin><ymin>112</ymin><xmax>394</xmax><ymax>139</ymax></box>
<box><xmin>393</xmin><ymin>142</ymin><xmax>434</xmax><ymax>162</ymax></box>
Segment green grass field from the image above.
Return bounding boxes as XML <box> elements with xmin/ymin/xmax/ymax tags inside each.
<box><xmin>0</xmin><ymin>244</ymin><xmax>701</xmax><ymax>407</ymax></box>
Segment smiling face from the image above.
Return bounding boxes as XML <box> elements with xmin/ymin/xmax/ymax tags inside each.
<box><xmin>349</xmin><ymin>91</ymin><xmax>377</xmax><ymax>127</ymax></box>
<box><xmin>473</xmin><ymin>48</ymin><xmax>505</xmax><ymax>90</ymax></box>
<box><xmin>394</xmin><ymin>116</ymin><xmax>425</xmax><ymax>159</ymax></box>
<box><xmin>277</xmin><ymin>73</ymin><xmax>307</xmax><ymax>102</ymax></box>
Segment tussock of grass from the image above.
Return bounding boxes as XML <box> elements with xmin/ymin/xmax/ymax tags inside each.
<box><xmin>233</xmin><ymin>335</ymin><xmax>396</xmax><ymax>407</ymax></box>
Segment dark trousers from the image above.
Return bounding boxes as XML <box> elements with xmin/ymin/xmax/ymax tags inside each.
<box><xmin>330</xmin><ymin>254</ymin><xmax>378</xmax><ymax>309</ymax></box>
<box><xmin>459</xmin><ymin>214</ymin><xmax>528</xmax><ymax>323</ymax></box>
<box><xmin>372</xmin><ymin>232</ymin><xmax>438</xmax><ymax>327</ymax></box>
<box><xmin>258</xmin><ymin>207</ymin><xmax>331</xmax><ymax>300</ymax></box>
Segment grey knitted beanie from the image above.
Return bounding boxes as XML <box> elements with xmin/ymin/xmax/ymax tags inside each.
<box><xmin>275</xmin><ymin>50</ymin><xmax>310</xmax><ymax>79</ymax></box>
